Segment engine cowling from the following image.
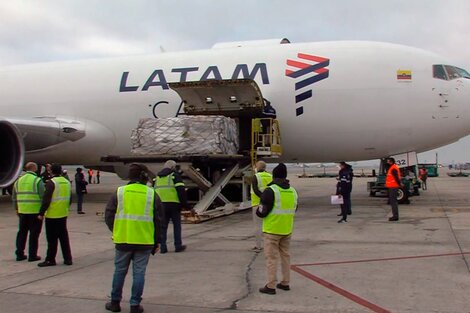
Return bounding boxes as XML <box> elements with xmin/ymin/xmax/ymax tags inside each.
<box><xmin>0</xmin><ymin>120</ymin><xmax>25</xmax><ymax>187</ymax></box>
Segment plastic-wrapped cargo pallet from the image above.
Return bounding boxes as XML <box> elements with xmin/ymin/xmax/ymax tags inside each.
<box><xmin>131</xmin><ymin>116</ymin><xmax>239</xmax><ymax>155</ymax></box>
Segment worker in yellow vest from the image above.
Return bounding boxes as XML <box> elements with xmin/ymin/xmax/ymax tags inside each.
<box><xmin>256</xmin><ymin>163</ymin><xmax>298</xmax><ymax>295</ymax></box>
<box><xmin>154</xmin><ymin>160</ymin><xmax>189</xmax><ymax>254</ymax></box>
<box><xmin>105</xmin><ymin>164</ymin><xmax>163</xmax><ymax>313</ymax></box>
<box><xmin>385</xmin><ymin>157</ymin><xmax>403</xmax><ymax>221</ymax></box>
<box><xmin>37</xmin><ymin>164</ymin><xmax>73</xmax><ymax>267</ymax></box>
<box><xmin>13</xmin><ymin>162</ymin><xmax>44</xmax><ymax>262</ymax></box>
<box><xmin>251</xmin><ymin>160</ymin><xmax>273</xmax><ymax>250</ymax></box>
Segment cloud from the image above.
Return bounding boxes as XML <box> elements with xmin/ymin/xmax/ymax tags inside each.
<box><xmin>0</xmin><ymin>0</ymin><xmax>469</xmax><ymax>162</ymax></box>
<box><xmin>1</xmin><ymin>0</ymin><xmax>468</xmax><ymax>65</ymax></box>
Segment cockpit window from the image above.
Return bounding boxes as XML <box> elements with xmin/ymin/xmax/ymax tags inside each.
<box><xmin>433</xmin><ymin>65</ymin><xmax>447</xmax><ymax>80</ymax></box>
<box><xmin>454</xmin><ymin>66</ymin><xmax>470</xmax><ymax>79</ymax></box>
<box><xmin>433</xmin><ymin>64</ymin><xmax>470</xmax><ymax>80</ymax></box>
<box><xmin>445</xmin><ymin>65</ymin><xmax>460</xmax><ymax>80</ymax></box>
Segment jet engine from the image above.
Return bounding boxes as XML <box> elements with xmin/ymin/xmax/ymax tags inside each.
<box><xmin>0</xmin><ymin>120</ymin><xmax>25</xmax><ymax>187</ymax></box>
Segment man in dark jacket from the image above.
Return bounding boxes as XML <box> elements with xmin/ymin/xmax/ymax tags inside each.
<box><xmin>105</xmin><ymin>163</ymin><xmax>163</xmax><ymax>313</ymax></box>
<box><xmin>154</xmin><ymin>160</ymin><xmax>189</xmax><ymax>254</ymax></box>
<box><xmin>41</xmin><ymin>163</ymin><xmax>52</xmax><ymax>182</ymax></box>
<box><xmin>336</xmin><ymin>162</ymin><xmax>353</xmax><ymax>223</ymax></box>
<box><xmin>75</xmin><ymin>168</ymin><xmax>87</xmax><ymax>214</ymax></box>
<box><xmin>256</xmin><ymin>163</ymin><xmax>298</xmax><ymax>295</ymax></box>
<box><xmin>261</xmin><ymin>99</ymin><xmax>277</xmax><ymax>136</ymax></box>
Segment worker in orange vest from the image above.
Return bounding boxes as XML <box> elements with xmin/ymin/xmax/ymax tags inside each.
<box><xmin>87</xmin><ymin>169</ymin><xmax>93</xmax><ymax>184</ymax></box>
<box><xmin>385</xmin><ymin>158</ymin><xmax>403</xmax><ymax>221</ymax></box>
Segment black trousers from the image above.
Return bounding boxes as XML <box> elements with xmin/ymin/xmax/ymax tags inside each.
<box><xmin>340</xmin><ymin>193</ymin><xmax>352</xmax><ymax>220</ymax></box>
<box><xmin>16</xmin><ymin>214</ymin><xmax>43</xmax><ymax>258</ymax></box>
<box><xmin>160</xmin><ymin>206</ymin><xmax>183</xmax><ymax>250</ymax></box>
<box><xmin>45</xmin><ymin>217</ymin><xmax>72</xmax><ymax>262</ymax></box>
<box><xmin>389</xmin><ymin>188</ymin><xmax>399</xmax><ymax>219</ymax></box>
<box><xmin>76</xmin><ymin>192</ymin><xmax>84</xmax><ymax>212</ymax></box>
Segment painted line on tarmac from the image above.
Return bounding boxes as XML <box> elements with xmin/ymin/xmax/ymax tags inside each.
<box><xmin>291</xmin><ymin>252</ymin><xmax>470</xmax><ymax>312</ymax></box>
<box><xmin>292</xmin><ymin>251</ymin><xmax>470</xmax><ymax>267</ymax></box>
<box><xmin>291</xmin><ymin>265</ymin><xmax>391</xmax><ymax>313</ymax></box>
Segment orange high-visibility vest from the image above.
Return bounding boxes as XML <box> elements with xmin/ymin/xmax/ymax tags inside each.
<box><xmin>385</xmin><ymin>164</ymin><xmax>401</xmax><ymax>188</ymax></box>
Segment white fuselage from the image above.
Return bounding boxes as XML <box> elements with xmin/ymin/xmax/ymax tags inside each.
<box><xmin>1</xmin><ymin>41</ymin><xmax>469</xmax><ymax>165</ymax></box>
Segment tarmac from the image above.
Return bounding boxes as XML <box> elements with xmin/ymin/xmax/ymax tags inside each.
<box><xmin>1</xmin><ymin>169</ymin><xmax>469</xmax><ymax>313</ymax></box>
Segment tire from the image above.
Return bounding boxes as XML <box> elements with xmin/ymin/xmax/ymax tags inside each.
<box><xmin>397</xmin><ymin>188</ymin><xmax>409</xmax><ymax>204</ymax></box>
<box><xmin>369</xmin><ymin>191</ymin><xmax>376</xmax><ymax>197</ymax></box>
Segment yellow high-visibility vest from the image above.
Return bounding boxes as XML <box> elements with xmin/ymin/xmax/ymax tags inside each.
<box><xmin>45</xmin><ymin>176</ymin><xmax>71</xmax><ymax>218</ymax></box>
<box><xmin>15</xmin><ymin>172</ymin><xmax>43</xmax><ymax>214</ymax></box>
<box><xmin>250</xmin><ymin>171</ymin><xmax>273</xmax><ymax>206</ymax></box>
<box><xmin>262</xmin><ymin>184</ymin><xmax>298</xmax><ymax>235</ymax></box>
<box><xmin>113</xmin><ymin>183</ymin><xmax>155</xmax><ymax>245</ymax></box>
<box><xmin>154</xmin><ymin>173</ymin><xmax>184</xmax><ymax>203</ymax></box>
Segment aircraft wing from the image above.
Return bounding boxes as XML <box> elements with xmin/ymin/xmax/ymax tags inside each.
<box><xmin>0</xmin><ymin>116</ymin><xmax>86</xmax><ymax>187</ymax></box>
<box><xmin>6</xmin><ymin>116</ymin><xmax>85</xmax><ymax>152</ymax></box>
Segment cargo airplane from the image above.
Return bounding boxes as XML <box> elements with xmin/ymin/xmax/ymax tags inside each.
<box><xmin>1</xmin><ymin>38</ymin><xmax>470</xmax><ymax>187</ymax></box>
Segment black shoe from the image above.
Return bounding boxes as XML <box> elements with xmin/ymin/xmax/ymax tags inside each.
<box><xmin>130</xmin><ymin>305</ymin><xmax>144</xmax><ymax>313</ymax></box>
<box><xmin>175</xmin><ymin>245</ymin><xmax>186</xmax><ymax>253</ymax></box>
<box><xmin>276</xmin><ymin>283</ymin><xmax>290</xmax><ymax>291</ymax></box>
<box><xmin>388</xmin><ymin>217</ymin><xmax>399</xmax><ymax>222</ymax></box>
<box><xmin>64</xmin><ymin>260</ymin><xmax>73</xmax><ymax>265</ymax></box>
<box><xmin>259</xmin><ymin>285</ymin><xmax>276</xmax><ymax>295</ymax></box>
<box><xmin>105</xmin><ymin>301</ymin><xmax>121</xmax><ymax>312</ymax></box>
<box><xmin>77</xmin><ymin>211</ymin><xmax>85</xmax><ymax>214</ymax></box>
<box><xmin>16</xmin><ymin>255</ymin><xmax>27</xmax><ymax>261</ymax></box>
<box><xmin>28</xmin><ymin>256</ymin><xmax>41</xmax><ymax>262</ymax></box>
<box><xmin>347</xmin><ymin>212</ymin><xmax>352</xmax><ymax>215</ymax></box>
<box><xmin>160</xmin><ymin>247</ymin><xmax>168</xmax><ymax>254</ymax></box>
<box><xmin>38</xmin><ymin>260</ymin><xmax>56</xmax><ymax>267</ymax></box>
<box><xmin>337</xmin><ymin>219</ymin><xmax>347</xmax><ymax>223</ymax></box>
<box><xmin>337</xmin><ymin>213</ymin><xmax>342</xmax><ymax>216</ymax></box>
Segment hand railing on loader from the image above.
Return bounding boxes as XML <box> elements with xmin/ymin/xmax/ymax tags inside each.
<box><xmin>251</xmin><ymin>118</ymin><xmax>282</xmax><ymax>166</ymax></box>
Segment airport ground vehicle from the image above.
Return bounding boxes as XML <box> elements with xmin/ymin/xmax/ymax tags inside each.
<box><xmin>418</xmin><ymin>163</ymin><xmax>439</xmax><ymax>177</ymax></box>
<box><xmin>367</xmin><ymin>160</ymin><xmax>420</xmax><ymax>204</ymax></box>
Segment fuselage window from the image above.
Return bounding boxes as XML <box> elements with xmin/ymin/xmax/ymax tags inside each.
<box><xmin>433</xmin><ymin>65</ymin><xmax>447</xmax><ymax>80</ymax></box>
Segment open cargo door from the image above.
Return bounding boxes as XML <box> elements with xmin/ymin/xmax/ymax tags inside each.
<box><xmin>169</xmin><ymin>79</ymin><xmax>264</xmax><ymax>117</ymax></box>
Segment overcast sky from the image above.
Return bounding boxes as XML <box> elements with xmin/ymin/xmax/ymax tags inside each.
<box><xmin>1</xmin><ymin>0</ymin><xmax>469</xmax><ymax>163</ymax></box>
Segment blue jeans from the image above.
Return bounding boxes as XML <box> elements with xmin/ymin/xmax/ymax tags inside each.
<box><xmin>111</xmin><ymin>249</ymin><xmax>151</xmax><ymax>306</ymax></box>
<box><xmin>160</xmin><ymin>207</ymin><xmax>182</xmax><ymax>250</ymax></box>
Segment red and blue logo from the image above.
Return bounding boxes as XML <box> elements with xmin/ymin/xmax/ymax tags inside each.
<box><xmin>286</xmin><ymin>53</ymin><xmax>330</xmax><ymax>116</ymax></box>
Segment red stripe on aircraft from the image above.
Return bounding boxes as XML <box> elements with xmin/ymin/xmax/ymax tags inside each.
<box><xmin>297</xmin><ymin>53</ymin><xmax>329</xmax><ymax>63</ymax></box>
<box><xmin>314</xmin><ymin>67</ymin><xmax>329</xmax><ymax>74</ymax></box>
<box><xmin>286</xmin><ymin>59</ymin><xmax>311</xmax><ymax>69</ymax></box>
